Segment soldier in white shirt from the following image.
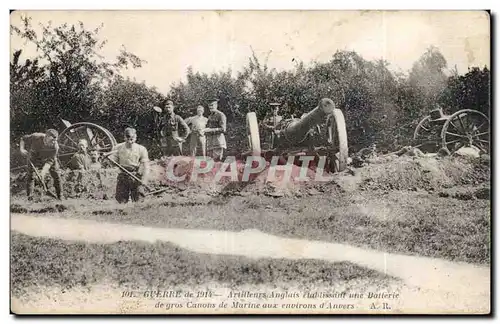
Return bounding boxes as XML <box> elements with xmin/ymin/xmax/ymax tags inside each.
<box><xmin>108</xmin><ymin>128</ymin><xmax>149</xmax><ymax>203</ymax></box>
<box><xmin>185</xmin><ymin>105</ymin><xmax>208</xmax><ymax>157</ymax></box>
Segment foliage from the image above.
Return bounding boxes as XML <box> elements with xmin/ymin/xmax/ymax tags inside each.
<box><xmin>409</xmin><ymin>45</ymin><xmax>449</xmax><ymax>108</ymax></box>
<box><xmin>439</xmin><ymin>66</ymin><xmax>490</xmax><ymax>117</ymax></box>
<box><xmin>10</xmin><ymin>16</ymin><xmax>491</xmax><ymax>161</ymax></box>
<box><xmin>10</xmin><ymin>15</ymin><xmax>146</xmax><ymax>139</ymax></box>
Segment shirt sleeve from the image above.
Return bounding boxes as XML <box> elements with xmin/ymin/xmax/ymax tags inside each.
<box><xmin>219</xmin><ymin>112</ymin><xmax>227</xmax><ymax>133</ymax></box>
<box><xmin>108</xmin><ymin>143</ymin><xmax>121</xmax><ymax>163</ymax></box>
<box><xmin>178</xmin><ymin>115</ymin><xmax>190</xmax><ymax>138</ymax></box>
<box><xmin>21</xmin><ymin>134</ymin><xmax>34</xmax><ymax>147</ymax></box>
<box><xmin>184</xmin><ymin>116</ymin><xmax>193</xmax><ymax>126</ymax></box>
<box><xmin>139</xmin><ymin>146</ymin><xmax>149</xmax><ymax>163</ymax></box>
<box><xmin>22</xmin><ymin>134</ymin><xmax>41</xmax><ymax>150</ymax></box>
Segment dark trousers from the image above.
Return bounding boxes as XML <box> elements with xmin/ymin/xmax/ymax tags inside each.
<box><xmin>115</xmin><ymin>172</ymin><xmax>145</xmax><ymax>203</ymax></box>
<box><xmin>26</xmin><ymin>164</ymin><xmax>62</xmax><ymax>199</ymax></box>
<box><xmin>162</xmin><ymin>143</ymin><xmax>183</xmax><ymax>157</ymax></box>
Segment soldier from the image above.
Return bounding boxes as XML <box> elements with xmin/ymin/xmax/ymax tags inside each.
<box><xmin>158</xmin><ymin>99</ymin><xmax>190</xmax><ymax>157</ymax></box>
<box><xmin>108</xmin><ymin>128</ymin><xmax>149</xmax><ymax>203</ymax></box>
<box><xmin>260</xmin><ymin>102</ymin><xmax>283</xmax><ymax>148</ymax></box>
<box><xmin>89</xmin><ymin>149</ymin><xmax>102</xmax><ymax>170</ymax></box>
<box><xmin>19</xmin><ymin>128</ymin><xmax>63</xmax><ymax>200</ymax></box>
<box><xmin>262</xmin><ymin>102</ymin><xmax>283</xmax><ymax>129</ymax></box>
<box><xmin>68</xmin><ymin>139</ymin><xmax>91</xmax><ymax>170</ymax></box>
<box><xmin>204</xmin><ymin>99</ymin><xmax>227</xmax><ymax>161</ymax></box>
<box><xmin>185</xmin><ymin>105</ymin><xmax>208</xmax><ymax>157</ymax></box>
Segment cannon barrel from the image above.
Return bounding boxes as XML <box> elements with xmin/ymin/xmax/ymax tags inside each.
<box><xmin>282</xmin><ymin>98</ymin><xmax>336</xmax><ymax>143</ymax></box>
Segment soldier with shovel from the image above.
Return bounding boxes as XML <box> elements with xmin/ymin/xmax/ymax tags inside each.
<box><xmin>19</xmin><ymin>129</ymin><xmax>63</xmax><ymax>200</ymax></box>
<box><xmin>107</xmin><ymin>127</ymin><xmax>150</xmax><ymax>203</ymax></box>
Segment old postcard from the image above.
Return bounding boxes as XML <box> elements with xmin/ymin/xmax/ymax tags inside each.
<box><xmin>9</xmin><ymin>10</ymin><xmax>491</xmax><ymax>315</ymax></box>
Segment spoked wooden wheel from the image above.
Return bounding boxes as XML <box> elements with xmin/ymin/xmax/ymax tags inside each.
<box><xmin>413</xmin><ymin>115</ymin><xmax>442</xmax><ymax>151</ymax></box>
<box><xmin>327</xmin><ymin>108</ymin><xmax>349</xmax><ymax>172</ymax></box>
<box><xmin>58</xmin><ymin>123</ymin><xmax>117</xmax><ymax>167</ymax></box>
<box><xmin>441</xmin><ymin>109</ymin><xmax>490</xmax><ymax>154</ymax></box>
<box><xmin>246</xmin><ymin>112</ymin><xmax>261</xmax><ymax>156</ymax></box>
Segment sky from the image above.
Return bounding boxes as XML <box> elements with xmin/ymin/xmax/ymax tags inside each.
<box><xmin>10</xmin><ymin>10</ymin><xmax>490</xmax><ymax>95</ymax></box>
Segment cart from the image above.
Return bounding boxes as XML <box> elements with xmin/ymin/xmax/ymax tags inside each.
<box><xmin>413</xmin><ymin>107</ymin><xmax>490</xmax><ymax>154</ymax></box>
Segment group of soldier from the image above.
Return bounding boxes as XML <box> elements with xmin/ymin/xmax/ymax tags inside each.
<box><xmin>18</xmin><ymin>98</ymin><xmax>228</xmax><ymax>203</ymax></box>
<box><xmin>158</xmin><ymin>98</ymin><xmax>227</xmax><ymax>161</ymax></box>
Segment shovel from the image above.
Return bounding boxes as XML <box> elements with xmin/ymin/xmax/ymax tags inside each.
<box><xmin>28</xmin><ymin>160</ymin><xmax>59</xmax><ymax>199</ymax></box>
<box><xmin>103</xmin><ymin>154</ymin><xmax>170</xmax><ymax>197</ymax></box>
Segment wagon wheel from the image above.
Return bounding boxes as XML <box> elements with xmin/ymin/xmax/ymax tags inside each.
<box><xmin>441</xmin><ymin>109</ymin><xmax>490</xmax><ymax>154</ymax></box>
<box><xmin>327</xmin><ymin>108</ymin><xmax>349</xmax><ymax>172</ymax></box>
<box><xmin>413</xmin><ymin>115</ymin><xmax>442</xmax><ymax>151</ymax></box>
<box><xmin>246</xmin><ymin>112</ymin><xmax>261</xmax><ymax>156</ymax></box>
<box><xmin>58</xmin><ymin>122</ymin><xmax>117</xmax><ymax>167</ymax></box>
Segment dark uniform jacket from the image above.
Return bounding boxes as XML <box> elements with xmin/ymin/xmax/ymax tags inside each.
<box><xmin>206</xmin><ymin>110</ymin><xmax>227</xmax><ymax>149</ymax></box>
<box><xmin>161</xmin><ymin>114</ymin><xmax>189</xmax><ymax>138</ymax></box>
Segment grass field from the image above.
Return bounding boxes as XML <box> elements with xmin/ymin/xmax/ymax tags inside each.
<box><xmin>11</xmin><ymin>232</ymin><xmax>400</xmax><ymax>299</ymax></box>
<box><xmin>11</xmin><ymin>187</ymin><xmax>490</xmax><ymax>265</ymax></box>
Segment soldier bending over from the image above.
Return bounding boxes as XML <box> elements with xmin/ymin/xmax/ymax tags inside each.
<box><xmin>19</xmin><ymin>129</ymin><xmax>63</xmax><ymax>200</ymax></box>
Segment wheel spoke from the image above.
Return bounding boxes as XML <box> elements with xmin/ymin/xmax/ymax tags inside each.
<box><xmin>473</xmin><ymin>121</ymin><xmax>488</xmax><ymax>132</ymax></box>
<box><xmin>59</xmin><ymin>143</ymin><xmax>77</xmax><ymax>151</ymax></box>
<box><xmin>89</xmin><ymin>131</ymin><xmax>98</xmax><ymax>145</ymax></box>
<box><xmin>95</xmin><ymin>136</ymin><xmax>105</xmax><ymax>146</ymax></box>
<box><xmin>457</xmin><ymin>115</ymin><xmax>468</xmax><ymax>134</ymax></box>
<box><xmin>64</xmin><ymin>134</ymin><xmax>78</xmax><ymax>146</ymax></box>
<box><xmin>445</xmin><ymin>139</ymin><xmax>462</xmax><ymax>145</ymax></box>
<box><xmin>85</xmin><ymin>127</ymin><xmax>95</xmax><ymax>145</ymax></box>
<box><xmin>446</xmin><ymin>131</ymin><xmax>468</xmax><ymax>139</ymax></box>
<box><xmin>98</xmin><ymin>139</ymin><xmax>109</xmax><ymax>148</ymax></box>
<box><xmin>449</xmin><ymin>121</ymin><xmax>461</xmax><ymax>132</ymax></box>
<box><xmin>473</xmin><ymin>140</ymin><xmax>488</xmax><ymax>152</ymax></box>
<box><xmin>58</xmin><ymin>152</ymin><xmax>77</xmax><ymax>158</ymax></box>
<box><xmin>476</xmin><ymin>139</ymin><xmax>490</xmax><ymax>143</ymax></box>
<box><xmin>465</xmin><ymin>114</ymin><xmax>476</xmax><ymax>132</ymax></box>
<box><xmin>473</xmin><ymin>131</ymin><xmax>489</xmax><ymax>138</ymax></box>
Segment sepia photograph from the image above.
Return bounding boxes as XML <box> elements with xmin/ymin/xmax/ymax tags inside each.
<box><xmin>9</xmin><ymin>9</ymin><xmax>491</xmax><ymax>315</ymax></box>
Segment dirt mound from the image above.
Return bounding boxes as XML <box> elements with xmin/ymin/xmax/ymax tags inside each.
<box><xmin>148</xmin><ymin>157</ymin><xmax>341</xmax><ymax>198</ymax></box>
<box><xmin>348</xmin><ymin>155</ymin><xmax>490</xmax><ymax>192</ymax></box>
<box><xmin>10</xmin><ymin>158</ymin><xmax>336</xmax><ymax>200</ymax></box>
<box><xmin>10</xmin><ymin>154</ymin><xmax>490</xmax><ymax>200</ymax></box>
<box><xmin>11</xmin><ymin>169</ymin><xmax>118</xmax><ymax>200</ymax></box>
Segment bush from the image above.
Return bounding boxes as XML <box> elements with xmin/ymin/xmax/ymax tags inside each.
<box><xmin>10</xmin><ymin>17</ymin><xmax>490</xmax><ymax>167</ymax></box>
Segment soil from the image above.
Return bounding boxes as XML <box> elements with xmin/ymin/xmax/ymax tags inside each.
<box><xmin>10</xmin><ymin>154</ymin><xmax>490</xmax><ymax>200</ymax></box>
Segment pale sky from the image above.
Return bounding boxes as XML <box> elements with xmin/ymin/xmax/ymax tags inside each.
<box><xmin>10</xmin><ymin>10</ymin><xmax>490</xmax><ymax>95</ymax></box>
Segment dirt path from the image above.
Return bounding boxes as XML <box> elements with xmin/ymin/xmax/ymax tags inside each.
<box><xmin>11</xmin><ymin>214</ymin><xmax>490</xmax><ymax>314</ymax></box>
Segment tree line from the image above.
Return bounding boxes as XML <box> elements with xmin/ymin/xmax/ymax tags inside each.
<box><xmin>10</xmin><ymin>16</ymin><xmax>490</xmax><ymax>163</ymax></box>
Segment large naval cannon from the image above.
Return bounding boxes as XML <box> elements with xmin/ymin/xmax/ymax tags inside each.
<box><xmin>246</xmin><ymin>98</ymin><xmax>349</xmax><ymax>172</ymax></box>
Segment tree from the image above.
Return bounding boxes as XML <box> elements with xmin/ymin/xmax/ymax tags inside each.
<box><xmin>95</xmin><ymin>76</ymin><xmax>164</xmax><ymax>157</ymax></box>
<box><xmin>440</xmin><ymin>66</ymin><xmax>490</xmax><ymax>116</ymax></box>
<box><xmin>408</xmin><ymin>46</ymin><xmax>448</xmax><ymax>113</ymax></box>
<box><xmin>10</xmin><ymin>49</ymin><xmax>44</xmax><ymax>125</ymax></box>
<box><xmin>10</xmin><ymin>15</ymin><xmax>145</xmax><ymax>138</ymax></box>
